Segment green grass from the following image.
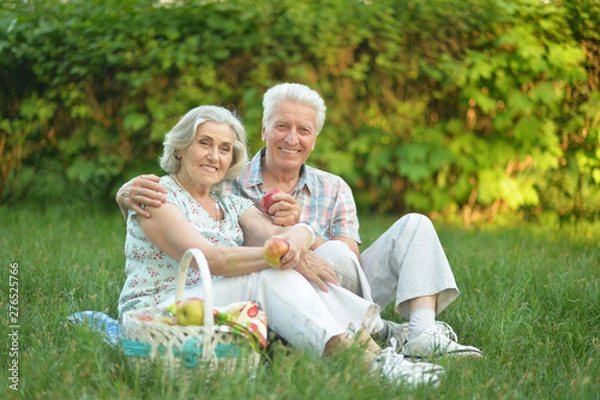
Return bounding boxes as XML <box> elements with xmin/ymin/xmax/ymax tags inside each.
<box><xmin>1</xmin><ymin>204</ymin><xmax>599</xmax><ymax>399</ymax></box>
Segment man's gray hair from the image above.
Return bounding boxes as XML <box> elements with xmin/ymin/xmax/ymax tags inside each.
<box><xmin>262</xmin><ymin>83</ymin><xmax>327</xmax><ymax>135</ymax></box>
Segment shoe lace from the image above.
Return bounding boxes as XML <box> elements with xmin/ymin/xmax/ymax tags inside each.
<box><xmin>374</xmin><ymin>338</ymin><xmax>394</xmax><ymax>363</ymax></box>
<box><xmin>389</xmin><ymin>337</ymin><xmax>399</xmax><ymax>351</ymax></box>
<box><xmin>374</xmin><ymin>338</ymin><xmax>414</xmax><ymax>375</ymax></box>
<box><xmin>436</xmin><ymin>321</ymin><xmax>458</xmax><ymax>342</ymax></box>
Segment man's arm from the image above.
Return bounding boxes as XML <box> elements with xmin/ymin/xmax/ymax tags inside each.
<box><xmin>115</xmin><ymin>174</ymin><xmax>168</xmax><ymax>220</ymax></box>
<box><xmin>325</xmin><ymin>176</ymin><xmax>362</xmax><ymax>259</ymax></box>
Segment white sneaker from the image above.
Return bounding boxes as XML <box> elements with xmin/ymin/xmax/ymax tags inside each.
<box><xmin>379</xmin><ymin>320</ymin><xmax>458</xmax><ymax>346</ymax></box>
<box><xmin>370</xmin><ymin>338</ymin><xmax>444</xmax><ymax>388</ymax></box>
<box><xmin>401</xmin><ymin>326</ymin><xmax>482</xmax><ymax>359</ymax></box>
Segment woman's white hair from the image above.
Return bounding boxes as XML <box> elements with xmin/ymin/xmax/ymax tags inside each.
<box><xmin>159</xmin><ymin>105</ymin><xmax>248</xmax><ymax>180</ymax></box>
<box><xmin>262</xmin><ymin>83</ymin><xmax>327</xmax><ymax>134</ymax></box>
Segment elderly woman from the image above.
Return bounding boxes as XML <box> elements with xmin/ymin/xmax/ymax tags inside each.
<box><xmin>117</xmin><ymin>105</ymin><xmax>443</xmax><ymax>387</ymax></box>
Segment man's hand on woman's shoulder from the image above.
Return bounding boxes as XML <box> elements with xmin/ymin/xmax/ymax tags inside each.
<box><xmin>116</xmin><ymin>174</ymin><xmax>168</xmax><ymax>219</ymax></box>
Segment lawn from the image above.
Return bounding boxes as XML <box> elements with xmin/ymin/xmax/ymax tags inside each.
<box><xmin>1</xmin><ymin>204</ymin><xmax>598</xmax><ymax>399</ymax></box>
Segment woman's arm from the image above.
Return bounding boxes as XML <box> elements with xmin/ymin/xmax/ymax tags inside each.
<box><xmin>239</xmin><ymin>206</ymin><xmax>285</xmax><ymax>246</ymax></box>
<box><xmin>240</xmin><ymin>206</ymin><xmax>319</xmax><ymax>250</ymax></box>
<box><xmin>138</xmin><ymin>202</ymin><xmax>314</xmax><ymax>276</ymax></box>
<box><xmin>138</xmin><ymin>203</ymin><xmax>269</xmax><ymax>276</ymax></box>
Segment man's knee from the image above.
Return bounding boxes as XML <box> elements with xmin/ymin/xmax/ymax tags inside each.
<box><xmin>389</xmin><ymin>213</ymin><xmax>434</xmax><ymax>237</ymax></box>
<box><xmin>314</xmin><ymin>241</ymin><xmax>362</xmax><ymax>295</ymax></box>
<box><xmin>314</xmin><ymin>240</ymin><xmax>360</xmax><ymax>265</ymax></box>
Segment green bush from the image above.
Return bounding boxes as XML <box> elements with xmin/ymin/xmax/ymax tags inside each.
<box><xmin>0</xmin><ymin>0</ymin><xmax>598</xmax><ymax>222</ymax></box>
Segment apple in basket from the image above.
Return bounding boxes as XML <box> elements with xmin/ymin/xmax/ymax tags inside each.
<box><xmin>175</xmin><ymin>298</ymin><xmax>205</xmax><ymax>326</ymax></box>
<box><xmin>260</xmin><ymin>189</ymin><xmax>283</xmax><ymax>216</ymax></box>
<box><xmin>262</xmin><ymin>237</ymin><xmax>290</xmax><ymax>268</ymax></box>
<box><xmin>154</xmin><ymin>316</ymin><xmax>176</xmax><ymax>325</ymax></box>
<box><xmin>165</xmin><ymin>302</ymin><xmax>180</xmax><ymax>315</ymax></box>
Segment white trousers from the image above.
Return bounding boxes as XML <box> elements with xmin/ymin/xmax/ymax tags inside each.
<box><xmin>324</xmin><ymin>213</ymin><xmax>459</xmax><ymax>320</ymax></box>
<box><xmin>159</xmin><ymin>267</ymin><xmax>379</xmax><ymax>357</ymax></box>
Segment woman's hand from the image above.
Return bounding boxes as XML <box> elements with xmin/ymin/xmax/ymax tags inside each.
<box><xmin>293</xmin><ymin>251</ymin><xmax>339</xmax><ymax>292</ymax></box>
<box><xmin>279</xmin><ymin>224</ymin><xmax>339</xmax><ymax>291</ymax></box>
<box><xmin>273</xmin><ymin>223</ymin><xmax>315</xmax><ymax>269</ymax></box>
<box><xmin>240</xmin><ymin>209</ymin><xmax>338</xmax><ymax>290</ymax></box>
<box><xmin>116</xmin><ymin>174</ymin><xmax>168</xmax><ymax>219</ymax></box>
<box><xmin>275</xmin><ymin>235</ymin><xmax>309</xmax><ymax>270</ymax></box>
<box><xmin>272</xmin><ymin>236</ymin><xmax>338</xmax><ymax>292</ymax></box>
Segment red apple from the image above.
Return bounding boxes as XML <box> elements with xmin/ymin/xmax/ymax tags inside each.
<box><xmin>175</xmin><ymin>297</ymin><xmax>205</xmax><ymax>326</ymax></box>
<box><xmin>260</xmin><ymin>190</ymin><xmax>283</xmax><ymax>215</ymax></box>
<box><xmin>262</xmin><ymin>237</ymin><xmax>290</xmax><ymax>268</ymax></box>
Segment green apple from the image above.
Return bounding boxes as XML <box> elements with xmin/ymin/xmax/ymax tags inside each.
<box><xmin>165</xmin><ymin>302</ymin><xmax>179</xmax><ymax>315</ymax></box>
<box><xmin>260</xmin><ymin>190</ymin><xmax>283</xmax><ymax>215</ymax></box>
<box><xmin>175</xmin><ymin>297</ymin><xmax>205</xmax><ymax>326</ymax></box>
<box><xmin>262</xmin><ymin>237</ymin><xmax>290</xmax><ymax>268</ymax></box>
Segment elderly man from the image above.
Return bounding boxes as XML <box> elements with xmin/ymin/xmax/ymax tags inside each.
<box><xmin>117</xmin><ymin>83</ymin><xmax>481</xmax><ymax>359</ymax></box>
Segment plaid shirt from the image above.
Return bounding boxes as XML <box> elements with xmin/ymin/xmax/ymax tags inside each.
<box><xmin>219</xmin><ymin>148</ymin><xmax>361</xmax><ymax>244</ymax></box>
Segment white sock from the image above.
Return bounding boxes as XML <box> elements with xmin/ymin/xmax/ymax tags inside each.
<box><xmin>373</xmin><ymin>317</ymin><xmax>386</xmax><ymax>338</ymax></box>
<box><xmin>408</xmin><ymin>308</ymin><xmax>436</xmax><ymax>341</ymax></box>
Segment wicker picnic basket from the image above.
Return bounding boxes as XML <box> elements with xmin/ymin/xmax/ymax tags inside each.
<box><xmin>121</xmin><ymin>248</ymin><xmax>262</xmax><ymax>375</ymax></box>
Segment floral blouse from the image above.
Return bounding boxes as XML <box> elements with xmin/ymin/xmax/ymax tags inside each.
<box><xmin>118</xmin><ymin>175</ymin><xmax>253</xmax><ymax>318</ymax></box>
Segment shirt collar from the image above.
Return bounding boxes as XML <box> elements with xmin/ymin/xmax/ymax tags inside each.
<box><xmin>248</xmin><ymin>147</ymin><xmax>312</xmax><ymax>194</ymax></box>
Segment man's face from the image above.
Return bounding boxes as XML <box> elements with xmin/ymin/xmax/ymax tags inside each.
<box><xmin>262</xmin><ymin>100</ymin><xmax>318</xmax><ymax>172</ymax></box>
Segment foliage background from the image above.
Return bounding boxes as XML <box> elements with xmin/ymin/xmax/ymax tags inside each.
<box><xmin>1</xmin><ymin>0</ymin><xmax>599</xmax><ymax>224</ymax></box>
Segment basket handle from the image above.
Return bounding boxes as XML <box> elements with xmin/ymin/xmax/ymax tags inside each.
<box><xmin>174</xmin><ymin>248</ymin><xmax>214</xmax><ymax>330</ymax></box>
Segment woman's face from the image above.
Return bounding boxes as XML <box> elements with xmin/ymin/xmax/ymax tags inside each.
<box><xmin>177</xmin><ymin>121</ymin><xmax>235</xmax><ymax>189</ymax></box>
<box><xmin>261</xmin><ymin>100</ymin><xmax>317</xmax><ymax>173</ymax></box>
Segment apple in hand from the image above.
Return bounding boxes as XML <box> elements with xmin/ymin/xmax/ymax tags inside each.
<box><xmin>262</xmin><ymin>237</ymin><xmax>290</xmax><ymax>268</ymax></box>
<box><xmin>260</xmin><ymin>190</ymin><xmax>283</xmax><ymax>215</ymax></box>
<box><xmin>175</xmin><ymin>298</ymin><xmax>205</xmax><ymax>326</ymax></box>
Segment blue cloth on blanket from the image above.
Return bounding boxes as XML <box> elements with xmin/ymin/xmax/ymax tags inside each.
<box><xmin>67</xmin><ymin>311</ymin><xmax>122</xmax><ymax>346</ymax></box>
